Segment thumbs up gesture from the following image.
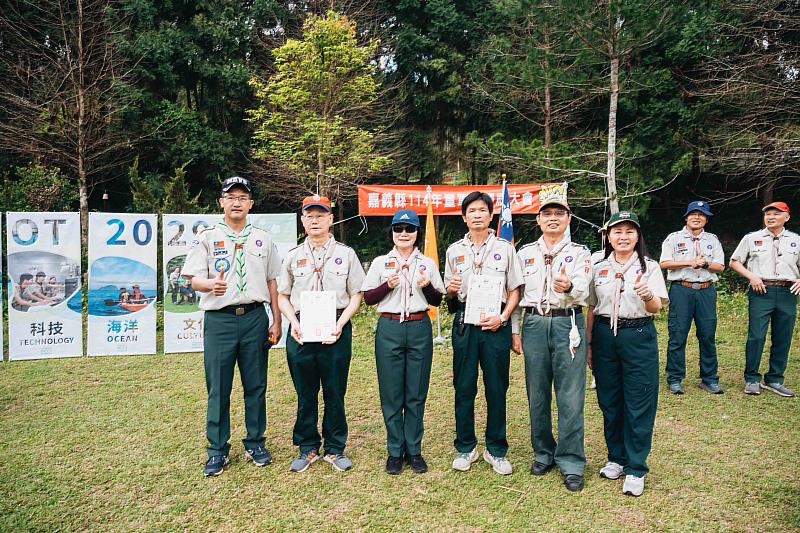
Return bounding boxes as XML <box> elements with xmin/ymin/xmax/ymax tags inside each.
<box><xmin>417</xmin><ymin>266</ymin><xmax>431</xmax><ymax>288</ymax></box>
<box><xmin>211</xmin><ymin>267</ymin><xmax>228</xmax><ymax>296</ymax></box>
<box><xmin>553</xmin><ymin>265</ymin><xmax>572</xmax><ymax>293</ymax></box>
<box><xmin>447</xmin><ymin>270</ymin><xmax>462</xmax><ymax>296</ymax></box>
<box><xmin>633</xmin><ymin>272</ymin><xmax>653</xmax><ymax>301</ymax></box>
<box><xmin>387</xmin><ymin>266</ymin><xmax>401</xmax><ymax>289</ymax></box>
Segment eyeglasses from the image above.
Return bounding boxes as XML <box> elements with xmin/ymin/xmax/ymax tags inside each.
<box><xmin>539</xmin><ymin>209</ymin><xmax>568</xmax><ymax>218</ymax></box>
<box><xmin>303</xmin><ymin>214</ymin><xmax>330</xmax><ymax>221</ymax></box>
<box><xmin>221</xmin><ymin>195</ymin><xmax>251</xmax><ymax>204</ymax></box>
<box><xmin>392</xmin><ymin>224</ymin><xmax>418</xmax><ymax>234</ymax></box>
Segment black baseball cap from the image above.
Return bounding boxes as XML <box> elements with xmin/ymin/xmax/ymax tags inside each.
<box><xmin>221</xmin><ymin>176</ymin><xmax>251</xmax><ymax>193</ymax></box>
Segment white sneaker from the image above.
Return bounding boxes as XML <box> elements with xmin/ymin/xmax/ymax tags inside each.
<box><xmin>590</xmin><ymin>376</ymin><xmax>597</xmax><ymax>390</ymax></box>
<box><xmin>599</xmin><ymin>461</ymin><xmax>624</xmax><ymax>480</ymax></box>
<box><xmin>623</xmin><ymin>474</ymin><xmax>645</xmax><ymax>496</ymax></box>
<box><xmin>483</xmin><ymin>449</ymin><xmax>513</xmax><ymax>475</ymax></box>
<box><xmin>452</xmin><ymin>448</ymin><xmax>479</xmax><ymax>471</ymax></box>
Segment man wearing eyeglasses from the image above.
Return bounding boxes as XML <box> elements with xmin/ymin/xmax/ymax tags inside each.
<box><xmin>511</xmin><ymin>195</ymin><xmax>591</xmax><ymax>492</ymax></box>
<box><xmin>182</xmin><ymin>176</ymin><xmax>282</xmax><ymax>477</ymax></box>
<box><xmin>278</xmin><ymin>195</ymin><xmax>365</xmax><ymax>473</ymax></box>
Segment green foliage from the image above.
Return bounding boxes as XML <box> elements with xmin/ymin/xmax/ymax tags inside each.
<box><xmin>0</xmin><ymin>164</ymin><xmax>78</xmax><ymax>212</ymax></box>
<box><xmin>129</xmin><ymin>157</ymin><xmax>207</xmax><ymax>214</ymax></box>
<box><xmin>248</xmin><ymin>11</ymin><xmax>391</xmax><ymax>201</ymax></box>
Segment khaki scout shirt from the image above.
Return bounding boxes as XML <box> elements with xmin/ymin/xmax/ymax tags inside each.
<box><xmin>444</xmin><ymin>232</ymin><xmax>523</xmax><ymax>303</ymax></box>
<box><xmin>361</xmin><ymin>250</ymin><xmax>445</xmax><ymax>313</ymax></box>
<box><xmin>182</xmin><ymin>224</ymin><xmax>281</xmax><ymax>311</ymax></box>
<box><xmin>588</xmin><ymin>256</ymin><xmax>669</xmax><ymax>319</ymax></box>
<box><xmin>278</xmin><ymin>236</ymin><xmax>365</xmax><ymax>310</ymax></box>
<box><xmin>660</xmin><ymin>228</ymin><xmax>725</xmax><ymax>282</ymax></box>
<box><xmin>730</xmin><ymin>228</ymin><xmax>800</xmax><ymax>281</ymax></box>
<box><xmin>517</xmin><ymin>236</ymin><xmax>592</xmax><ymax>309</ymax></box>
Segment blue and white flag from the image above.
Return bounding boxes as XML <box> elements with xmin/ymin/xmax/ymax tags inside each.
<box><xmin>497</xmin><ymin>179</ymin><xmax>514</xmax><ymax>243</ymax></box>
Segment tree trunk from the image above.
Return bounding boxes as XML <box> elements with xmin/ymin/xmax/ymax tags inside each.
<box><xmin>606</xmin><ymin>55</ymin><xmax>620</xmax><ymax>214</ymax></box>
<box><xmin>76</xmin><ymin>0</ymin><xmax>89</xmax><ymax>251</ymax></box>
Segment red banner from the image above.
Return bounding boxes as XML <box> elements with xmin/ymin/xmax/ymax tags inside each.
<box><xmin>358</xmin><ymin>184</ymin><xmax>562</xmax><ymax>216</ymax></box>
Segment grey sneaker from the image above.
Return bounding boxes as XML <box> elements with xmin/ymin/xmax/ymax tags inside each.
<box><xmin>668</xmin><ymin>382</ymin><xmax>684</xmax><ymax>395</ymax></box>
<box><xmin>744</xmin><ymin>382</ymin><xmax>761</xmax><ymax>395</ymax></box>
<box><xmin>452</xmin><ymin>448</ymin><xmax>479</xmax><ymax>471</ymax></box>
<box><xmin>324</xmin><ymin>453</ymin><xmax>353</xmax><ymax>472</ymax></box>
<box><xmin>289</xmin><ymin>449</ymin><xmax>319</xmax><ymax>473</ymax></box>
<box><xmin>699</xmin><ymin>382</ymin><xmax>724</xmax><ymax>394</ymax></box>
<box><xmin>482</xmin><ymin>449</ymin><xmax>513</xmax><ymax>475</ymax></box>
<box><xmin>761</xmin><ymin>382</ymin><xmax>795</xmax><ymax>397</ymax></box>
<box><xmin>623</xmin><ymin>474</ymin><xmax>645</xmax><ymax>496</ymax></box>
<box><xmin>599</xmin><ymin>461</ymin><xmax>624</xmax><ymax>480</ymax></box>
<box><xmin>203</xmin><ymin>455</ymin><xmax>229</xmax><ymax>477</ymax></box>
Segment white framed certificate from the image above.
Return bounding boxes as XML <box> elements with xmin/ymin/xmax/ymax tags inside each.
<box><xmin>464</xmin><ymin>275</ymin><xmax>504</xmax><ymax>325</ymax></box>
<box><xmin>300</xmin><ymin>290</ymin><xmax>337</xmax><ymax>342</ymax></box>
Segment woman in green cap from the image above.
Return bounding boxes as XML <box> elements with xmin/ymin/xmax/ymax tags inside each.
<box><xmin>586</xmin><ymin>211</ymin><xmax>668</xmax><ymax>497</ymax></box>
<box><xmin>361</xmin><ymin>209</ymin><xmax>445</xmax><ymax>475</ymax></box>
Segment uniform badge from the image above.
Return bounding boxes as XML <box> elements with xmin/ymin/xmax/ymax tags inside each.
<box><xmin>255</xmin><ymin>239</ymin><xmax>263</xmax><ymax>247</ymax></box>
<box><xmin>676</xmin><ymin>242</ymin><xmax>687</xmax><ymax>252</ymax></box>
<box><xmin>707</xmin><ymin>244</ymin><xmax>713</xmax><ymax>249</ymax></box>
<box><xmin>335</xmin><ymin>257</ymin><xmax>343</xmax><ymax>265</ymax></box>
<box><xmin>454</xmin><ymin>255</ymin><xmax>465</xmax><ymax>265</ymax></box>
<box><xmin>564</xmin><ymin>256</ymin><xmax>573</xmax><ymax>263</ymax></box>
<box><xmin>524</xmin><ymin>258</ymin><xmax>535</xmax><ymax>266</ymax></box>
<box><xmin>598</xmin><ymin>269</ymin><xmax>609</xmax><ymax>278</ymax></box>
<box><xmin>493</xmin><ymin>253</ymin><xmax>501</xmax><ymax>260</ymax></box>
<box><xmin>213</xmin><ymin>240</ymin><xmax>227</xmax><ymax>257</ymax></box>
<box><xmin>384</xmin><ymin>261</ymin><xmax>396</xmax><ymax>269</ymax></box>
<box><xmin>296</xmin><ymin>258</ymin><xmax>307</xmax><ymax>267</ymax></box>
<box><xmin>419</xmin><ymin>265</ymin><xmax>427</xmax><ymax>271</ymax></box>
<box><xmin>792</xmin><ymin>242</ymin><xmax>798</xmax><ymax>248</ymax></box>
<box><xmin>754</xmin><ymin>240</ymin><xmax>763</xmax><ymax>246</ymax></box>
<box><xmin>214</xmin><ymin>258</ymin><xmax>230</xmax><ymax>272</ymax></box>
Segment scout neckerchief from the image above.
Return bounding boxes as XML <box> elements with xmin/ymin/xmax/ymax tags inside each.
<box><xmin>769</xmin><ymin>228</ymin><xmax>785</xmax><ymax>278</ymax></box>
<box><xmin>217</xmin><ymin>221</ymin><xmax>252</xmax><ymax>295</ymax></box>
<box><xmin>304</xmin><ymin>236</ymin><xmax>337</xmax><ymax>291</ymax></box>
<box><xmin>388</xmin><ymin>246</ymin><xmax>422</xmax><ymax>322</ymax></box>
<box><xmin>536</xmin><ymin>235</ymin><xmax>570</xmax><ymax>315</ymax></box>
<box><xmin>465</xmin><ymin>231</ymin><xmax>495</xmax><ymax>274</ymax></box>
<box><xmin>685</xmin><ymin>227</ymin><xmax>704</xmax><ymax>259</ymax></box>
<box><xmin>608</xmin><ymin>251</ymin><xmax>640</xmax><ymax>337</ymax></box>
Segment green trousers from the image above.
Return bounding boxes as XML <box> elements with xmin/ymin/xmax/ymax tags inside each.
<box><xmin>521</xmin><ymin>312</ymin><xmax>586</xmax><ymax>476</ymax></box>
<box><xmin>592</xmin><ymin>319</ymin><xmax>659</xmax><ymax>477</ymax></box>
<box><xmin>666</xmin><ymin>283</ymin><xmax>719</xmax><ymax>385</ymax></box>
<box><xmin>452</xmin><ymin>312</ymin><xmax>511</xmax><ymax>457</ymax></box>
<box><xmin>286</xmin><ymin>321</ymin><xmax>353</xmax><ymax>455</ymax></box>
<box><xmin>375</xmin><ymin>315</ymin><xmax>433</xmax><ymax>457</ymax></box>
<box><xmin>744</xmin><ymin>286</ymin><xmax>797</xmax><ymax>384</ymax></box>
<box><xmin>203</xmin><ymin>306</ymin><xmax>269</xmax><ymax>458</ymax></box>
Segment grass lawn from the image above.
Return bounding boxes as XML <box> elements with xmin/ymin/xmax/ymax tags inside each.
<box><xmin>0</xmin><ymin>292</ymin><xmax>798</xmax><ymax>531</ymax></box>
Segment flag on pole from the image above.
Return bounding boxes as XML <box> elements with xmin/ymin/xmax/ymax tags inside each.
<box><xmin>497</xmin><ymin>178</ymin><xmax>514</xmax><ymax>243</ymax></box>
<box><xmin>423</xmin><ymin>187</ymin><xmax>439</xmax><ymax>320</ymax></box>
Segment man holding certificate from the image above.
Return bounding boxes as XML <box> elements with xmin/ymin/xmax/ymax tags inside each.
<box><xmin>278</xmin><ymin>195</ymin><xmax>365</xmax><ymax>473</ymax></box>
<box><xmin>511</xmin><ymin>190</ymin><xmax>591</xmax><ymax>492</ymax></box>
<box><xmin>444</xmin><ymin>191</ymin><xmax>523</xmax><ymax>475</ymax></box>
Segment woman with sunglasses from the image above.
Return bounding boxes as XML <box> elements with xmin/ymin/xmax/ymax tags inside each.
<box><xmin>362</xmin><ymin>209</ymin><xmax>445</xmax><ymax>475</ymax></box>
<box><xmin>587</xmin><ymin>211</ymin><xmax>668</xmax><ymax>497</ymax></box>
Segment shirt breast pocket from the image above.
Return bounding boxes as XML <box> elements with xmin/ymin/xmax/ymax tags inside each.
<box><xmin>486</xmin><ymin>259</ymin><xmax>508</xmax><ymax>275</ymax></box>
<box><xmin>325</xmin><ymin>264</ymin><xmax>349</xmax><ymax>288</ymax></box>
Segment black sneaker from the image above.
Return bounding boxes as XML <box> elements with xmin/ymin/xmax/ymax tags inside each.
<box><xmin>405</xmin><ymin>453</ymin><xmax>428</xmax><ymax>474</ymax></box>
<box><xmin>244</xmin><ymin>446</ymin><xmax>273</xmax><ymax>467</ymax></box>
<box><xmin>386</xmin><ymin>455</ymin><xmax>404</xmax><ymax>475</ymax></box>
<box><xmin>564</xmin><ymin>474</ymin><xmax>584</xmax><ymax>492</ymax></box>
<box><xmin>203</xmin><ymin>455</ymin><xmax>229</xmax><ymax>477</ymax></box>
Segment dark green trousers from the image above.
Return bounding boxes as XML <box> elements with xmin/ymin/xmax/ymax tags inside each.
<box><xmin>375</xmin><ymin>315</ymin><xmax>433</xmax><ymax>457</ymax></box>
<box><xmin>744</xmin><ymin>286</ymin><xmax>797</xmax><ymax>384</ymax></box>
<box><xmin>592</xmin><ymin>319</ymin><xmax>659</xmax><ymax>477</ymax></box>
<box><xmin>452</xmin><ymin>312</ymin><xmax>511</xmax><ymax>457</ymax></box>
<box><xmin>666</xmin><ymin>283</ymin><xmax>719</xmax><ymax>385</ymax></box>
<box><xmin>286</xmin><ymin>321</ymin><xmax>352</xmax><ymax>455</ymax></box>
<box><xmin>521</xmin><ymin>312</ymin><xmax>586</xmax><ymax>476</ymax></box>
<box><xmin>203</xmin><ymin>306</ymin><xmax>269</xmax><ymax>458</ymax></box>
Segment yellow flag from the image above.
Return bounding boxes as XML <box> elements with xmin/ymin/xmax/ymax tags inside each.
<box><xmin>423</xmin><ymin>200</ymin><xmax>439</xmax><ymax>320</ymax></box>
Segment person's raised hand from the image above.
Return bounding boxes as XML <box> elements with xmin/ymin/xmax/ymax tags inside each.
<box><xmin>553</xmin><ymin>265</ymin><xmax>572</xmax><ymax>293</ymax></box>
<box><xmin>212</xmin><ymin>267</ymin><xmax>228</xmax><ymax>296</ymax></box>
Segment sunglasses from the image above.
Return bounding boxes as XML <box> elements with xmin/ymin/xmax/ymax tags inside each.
<box><xmin>392</xmin><ymin>224</ymin><xmax>418</xmax><ymax>234</ymax></box>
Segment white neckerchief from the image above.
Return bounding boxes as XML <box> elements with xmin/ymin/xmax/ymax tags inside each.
<box><xmin>766</xmin><ymin>228</ymin><xmax>786</xmax><ymax>278</ymax></box>
<box><xmin>387</xmin><ymin>247</ymin><xmax>422</xmax><ymax>322</ymax></box>
<box><xmin>536</xmin><ymin>235</ymin><xmax>570</xmax><ymax>314</ymax></box>
<box><xmin>608</xmin><ymin>252</ymin><xmax>640</xmax><ymax>336</ymax></box>
<box><xmin>685</xmin><ymin>227</ymin><xmax>704</xmax><ymax>258</ymax></box>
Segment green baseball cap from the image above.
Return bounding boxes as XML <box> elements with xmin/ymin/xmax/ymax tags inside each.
<box><xmin>606</xmin><ymin>211</ymin><xmax>641</xmax><ymax>229</ymax></box>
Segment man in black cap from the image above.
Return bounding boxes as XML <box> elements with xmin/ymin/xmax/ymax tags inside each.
<box><xmin>182</xmin><ymin>176</ymin><xmax>283</xmax><ymax>476</ymax></box>
<box><xmin>659</xmin><ymin>201</ymin><xmax>725</xmax><ymax>394</ymax></box>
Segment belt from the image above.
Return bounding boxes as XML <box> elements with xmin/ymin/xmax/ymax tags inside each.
<box><xmin>676</xmin><ymin>281</ymin><xmax>712</xmax><ymax>290</ymax></box>
<box><xmin>381</xmin><ymin>312</ymin><xmax>428</xmax><ymax>321</ymax></box>
<box><xmin>596</xmin><ymin>315</ymin><xmax>652</xmax><ymax>329</ymax></box>
<box><xmin>763</xmin><ymin>280</ymin><xmax>792</xmax><ymax>287</ymax></box>
<box><xmin>211</xmin><ymin>302</ymin><xmax>262</xmax><ymax>316</ymax></box>
<box><xmin>296</xmin><ymin>309</ymin><xmax>346</xmax><ymax>318</ymax></box>
<box><xmin>523</xmin><ymin>306</ymin><xmax>582</xmax><ymax>317</ymax></box>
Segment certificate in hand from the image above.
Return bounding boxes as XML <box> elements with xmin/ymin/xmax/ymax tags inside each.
<box><xmin>300</xmin><ymin>290</ymin><xmax>337</xmax><ymax>343</ymax></box>
<box><xmin>463</xmin><ymin>275</ymin><xmax>504</xmax><ymax>325</ymax></box>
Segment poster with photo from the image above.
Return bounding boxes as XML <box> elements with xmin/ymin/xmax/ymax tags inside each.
<box><xmin>6</xmin><ymin>212</ymin><xmax>83</xmax><ymax>360</ymax></box>
<box><xmin>87</xmin><ymin>213</ymin><xmax>158</xmax><ymax>356</ymax></box>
